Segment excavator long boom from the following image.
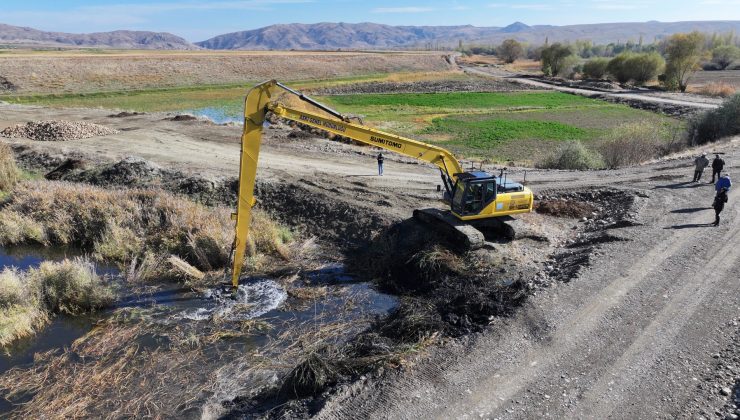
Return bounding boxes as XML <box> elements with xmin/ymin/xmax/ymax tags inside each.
<box><xmin>230</xmin><ymin>80</ymin><xmax>532</xmax><ymax>288</ymax></box>
<box><xmin>230</xmin><ymin>79</ymin><xmax>472</xmax><ymax>287</ymax></box>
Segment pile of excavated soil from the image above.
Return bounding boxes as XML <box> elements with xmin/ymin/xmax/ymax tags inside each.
<box><xmin>311</xmin><ymin>79</ymin><xmax>536</xmax><ymax>95</ymax></box>
<box><xmin>0</xmin><ymin>120</ymin><xmax>118</xmax><ymax>141</ymax></box>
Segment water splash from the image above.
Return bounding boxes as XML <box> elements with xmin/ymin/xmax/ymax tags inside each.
<box><xmin>179</xmin><ymin>279</ymin><xmax>287</xmax><ymax>321</ymax></box>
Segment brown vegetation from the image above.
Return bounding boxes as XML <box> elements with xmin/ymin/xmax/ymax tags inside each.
<box><xmin>0</xmin><ymin>258</ymin><xmax>112</xmax><ymax>346</ymax></box>
<box><xmin>691</xmin><ymin>82</ymin><xmax>737</xmax><ymax>98</ymax></box>
<box><xmin>0</xmin><ymin>181</ymin><xmax>292</xmax><ymax>275</ymax></box>
<box><xmin>0</xmin><ymin>142</ymin><xmax>20</xmax><ymax>191</ymax></box>
<box><xmin>0</xmin><ymin>51</ymin><xmax>454</xmax><ymax>95</ymax></box>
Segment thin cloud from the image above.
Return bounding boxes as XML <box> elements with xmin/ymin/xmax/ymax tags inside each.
<box><xmin>371</xmin><ymin>7</ymin><xmax>436</xmax><ymax>13</ymax></box>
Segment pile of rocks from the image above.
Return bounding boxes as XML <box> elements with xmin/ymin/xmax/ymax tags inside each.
<box><xmin>0</xmin><ymin>120</ymin><xmax>118</xmax><ymax>141</ymax></box>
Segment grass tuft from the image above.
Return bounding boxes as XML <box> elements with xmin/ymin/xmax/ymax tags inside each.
<box><xmin>0</xmin><ymin>258</ymin><xmax>111</xmax><ymax>346</ymax></box>
<box><xmin>0</xmin><ymin>142</ymin><xmax>20</xmax><ymax>192</ymax></box>
<box><xmin>32</xmin><ymin>258</ymin><xmax>113</xmax><ymax>315</ymax></box>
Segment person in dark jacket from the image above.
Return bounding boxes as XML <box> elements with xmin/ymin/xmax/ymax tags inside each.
<box><xmin>693</xmin><ymin>152</ymin><xmax>709</xmax><ymax>182</ymax></box>
<box><xmin>711</xmin><ymin>154</ymin><xmax>725</xmax><ymax>183</ymax></box>
<box><xmin>713</xmin><ymin>187</ymin><xmax>729</xmax><ymax>226</ymax></box>
<box><xmin>377</xmin><ymin>152</ymin><xmax>384</xmax><ymax>176</ymax></box>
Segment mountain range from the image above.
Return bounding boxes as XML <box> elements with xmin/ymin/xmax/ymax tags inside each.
<box><xmin>2</xmin><ymin>21</ymin><xmax>740</xmax><ymax>51</ymax></box>
<box><xmin>0</xmin><ymin>23</ymin><xmax>197</xmax><ymax>50</ymax></box>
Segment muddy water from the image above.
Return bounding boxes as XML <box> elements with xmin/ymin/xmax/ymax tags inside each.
<box><xmin>0</xmin><ymin>247</ymin><xmax>397</xmax><ymax>416</ymax></box>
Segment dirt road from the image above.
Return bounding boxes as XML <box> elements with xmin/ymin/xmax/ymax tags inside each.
<box><xmin>463</xmin><ymin>65</ymin><xmax>723</xmax><ymax>112</ymax></box>
<box><xmin>2</xmin><ymin>103</ymin><xmax>738</xmax><ymax>419</ymax></box>
<box><xmin>316</xmin><ymin>140</ymin><xmax>740</xmax><ymax>419</ymax></box>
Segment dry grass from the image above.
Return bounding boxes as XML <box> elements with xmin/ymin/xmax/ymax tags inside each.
<box><xmin>0</xmin><ymin>51</ymin><xmax>453</xmax><ymax>95</ymax></box>
<box><xmin>0</xmin><ymin>181</ymin><xmax>294</xmax><ymax>276</ymax></box>
<box><xmin>0</xmin><ymin>282</ymin><xmax>379</xmax><ymax>418</ymax></box>
<box><xmin>0</xmin><ymin>142</ymin><xmax>20</xmax><ymax>192</ymax></box>
<box><xmin>691</xmin><ymin>82</ymin><xmax>737</xmax><ymax>98</ymax></box>
<box><xmin>0</xmin><ymin>258</ymin><xmax>111</xmax><ymax>346</ymax></box>
<box><xmin>597</xmin><ymin>121</ymin><xmax>681</xmax><ymax>168</ymax></box>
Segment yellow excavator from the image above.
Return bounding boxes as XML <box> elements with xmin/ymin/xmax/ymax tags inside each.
<box><xmin>229</xmin><ymin>80</ymin><xmax>534</xmax><ymax>288</ymax></box>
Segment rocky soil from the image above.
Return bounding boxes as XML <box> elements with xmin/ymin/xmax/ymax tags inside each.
<box><xmin>1</xmin><ymin>120</ymin><xmax>118</xmax><ymax>141</ymax></box>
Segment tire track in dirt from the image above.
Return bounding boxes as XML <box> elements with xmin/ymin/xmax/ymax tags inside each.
<box><xmin>578</xmin><ymin>204</ymin><xmax>740</xmax><ymax>418</ymax></box>
<box><xmin>315</xmin><ymin>190</ymin><xmax>720</xmax><ymax>420</ymax></box>
<box><xmin>441</xmin><ymin>204</ymin><xmax>717</xmax><ymax>418</ymax></box>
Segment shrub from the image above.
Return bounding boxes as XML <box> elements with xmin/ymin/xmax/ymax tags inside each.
<box><xmin>598</xmin><ymin>121</ymin><xmax>670</xmax><ymax>168</ymax></box>
<box><xmin>626</xmin><ymin>52</ymin><xmax>665</xmax><ymax>85</ymax></box>
<box><xmin>0</xmin><ymin>142</ymin><xmax>20</xmax><ymax>192</ymax></box>
<box><xmin>538</xmin><ymin>141</ymin><xmax>604</xmax><ymax>170</ymax></box>
<box><xmin>688</xmin><ymin>93</ymin><xmax>740</xmax><ymax>145</ymax></box>
<box><xmin>607</xmin><ymin>53</ymin><xmax>633</xmax><ymax>83</ymax></box>
<box><xmin>712</xmin><ymin>45</ymin><xmax>740</xmax><ymax>70</ymax></box>
<box><xmin>693</xmin><ymin>82</ymin><xmax>737</xmax><ymax>98</ymax></box>
<box><xmin>582</xmin><ymin>58</ymin><xmax>610</xmax><ymax>79</ymax></box>
<box><xmin>541</xmin><ymin>43</ymin><xmax>575</xmax><ymax>76</ymax></box>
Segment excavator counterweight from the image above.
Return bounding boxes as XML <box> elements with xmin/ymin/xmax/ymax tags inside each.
<box><xmin>229</xmin><ymin>80</ymin><xmax>534</xmax><ymax>287</ymax></box>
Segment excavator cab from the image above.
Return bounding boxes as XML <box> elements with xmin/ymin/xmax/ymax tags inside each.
<box><xmin>450</xmin><ymin>171</ymin><xmax>527</xmax><ymax>218</ymax></box>
<box><xmin>451</xmin><ymin>172</ymin><xmax>498</xmax><ymax>216</ymax></box>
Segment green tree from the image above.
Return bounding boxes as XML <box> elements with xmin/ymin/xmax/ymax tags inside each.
<box><xmin>664</xmin><ymin>32</ymin><xmax>705</xmax><ymax>92</ymax></box>
<box><xmin>712</xmin><ymin>45</ymin><xmax>740</xmax><ymax>69</ymax></box>
<box><xmin>540</xmin><ymin>43</ymin><xmax>575</xmax><ymax>76</ymax></box>
<box><xmin>499</xmin><ymin>39</ymin><xmax>524</xmax><ymax>63</ymax></box>
<box><xmin>582</xmin><ymin>57</ymin><xmax>610</xmax><ymax>79</ymax></box>
<box><xmin>626</xmin><ymin>52</ymin><xmax>665</xmax><ymax>85</ymax></box>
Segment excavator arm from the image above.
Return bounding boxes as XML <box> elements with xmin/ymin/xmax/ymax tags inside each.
<box><xmin>230</xmin><ymin>80</ymin><xmax>532</xmax><ymax>288</ymax></box>
<box><xmin>230</xmin><ymin>79</ymin><xmax>472</xmax><ymax>287</ymax></box>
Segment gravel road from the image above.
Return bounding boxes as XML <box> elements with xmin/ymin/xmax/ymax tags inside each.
<box><xmin>1</xmin><ymin>103</ymin><xmax>738</xmax><ymax>419</ymax></box>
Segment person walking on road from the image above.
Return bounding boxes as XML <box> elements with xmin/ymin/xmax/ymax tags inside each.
<box><xmin>711</xmin><ymin>154</ymin><xmax>725</xmax><ymax>183</ymax></box>
<box><xmin>377</xmin><ymin>152</ymin><xmax>384</xmax><ymax>176</ymax></box>
<box><xmin>693</xmin><ymin>152</ymin><xmax>710</xmax><ymax>182</ymax></box>
<box><xmin>713</xmin><ymin>187</ymin><xmax>729</xmax><ymax>226</ymax></box>
<box><xmin>716</xmin><ymin>173</ymin><xmax>732</xmax><ymax>192</ymax></box>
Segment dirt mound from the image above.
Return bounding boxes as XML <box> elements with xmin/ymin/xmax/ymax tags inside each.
<box><xmin>108</xmin><ymin>111</ymin><xmax>144</xmax><ymax>118</ymax></box>
<box><xmin>311</xmin><ymin>79</ymin><xmax>535</xmax><ymax>95</ymax></box>
<box><xmin>166</xmin><ymin>114</ymin><xmax>198</xmax><ymax>122</ymax></box>
<box><xmin>0</xmin><ymin>120</ymin><xmax>118</xmax><ymax>141</ymax></box>
<box><xmin>535</xmin><ymin>199</ymin><xmax>597</xmax><ymax>219</ymax></box>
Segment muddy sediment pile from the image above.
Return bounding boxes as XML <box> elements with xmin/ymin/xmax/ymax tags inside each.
<box><xmin>311</xmin><ymin>79</ymin><xmax>535</xmax><ymax>95</ymax></box>
<box><xmin>0</xmin><ymin>120</ymin><xmax>119</xmax><ymax>141</ymax></box>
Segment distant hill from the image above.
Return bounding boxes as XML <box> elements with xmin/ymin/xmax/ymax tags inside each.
<box><xmin>197</xmin><ymin>21</ymin><xmax>740</xmax><ymax>50</ymax></box>
<box><xmin>0</xmin><ymin>23</ymin><xmax>198</xmax><ymax>50</ymax></box>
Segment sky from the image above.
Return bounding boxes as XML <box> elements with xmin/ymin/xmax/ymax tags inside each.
<box><xmin>2</xmin><ymin>0</ymin><xmax>740</xmax><ymax>42</ymax></box>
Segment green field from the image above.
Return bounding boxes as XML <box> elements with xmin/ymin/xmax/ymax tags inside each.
<box><xmin>320</xmin><ymin>91</ymin><xmax>681</xmax><ymax>163</ymax></box>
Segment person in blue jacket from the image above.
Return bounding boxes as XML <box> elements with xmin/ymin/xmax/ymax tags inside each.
<box><xmin>716</xmin><ymin>173</ymin><xmax>732</xmax><ymax>192</ymax></box>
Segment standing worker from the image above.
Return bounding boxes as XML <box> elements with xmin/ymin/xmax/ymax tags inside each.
<box><xmin>693</xmin><ymin>152</ymin><xmax>710</xmax><ymax>182</ymax></box>
<box><xmin>711</xmin><ymin>154</ymin><xmax>725</xmax><ymax>183</ymax></box>
<box><xmin>377</xmin><ymin>152</ymin><xmax>384</xmax><ymax>176</ymax></box>
<box><xmin>713</xmin><ymin>187</ymin><xmax>729</xmax><ymax>226</ymax></box>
